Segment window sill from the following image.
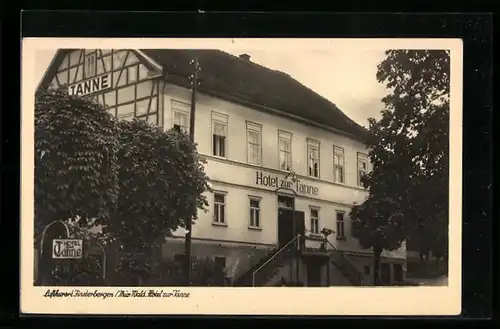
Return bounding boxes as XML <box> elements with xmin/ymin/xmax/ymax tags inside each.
<box><xmin>212</xmin><ymin>155</ymin><xmax>228</xmax><ymax>160</ymax></box>
<box><xmin>336</xmin><ymin>236</ymin><xmax>347</xmax><ymax>241</ymax></box>
<box><xmin>248</xmin><ymin>226</ymin><xmax>262</xmax><ymax>231</ymax></box>
<box><xmin>307</xmin><ymin>175</ymin><xmax>321</xmax><ymax>180</ymax></box>
<box><xmin>308</xmin><ymin>233</ymin><xmax>323</xmax><ymax>240</ymax></box>
<box><xmin>212</xmin><ymin>222</ymin><xmax>228</xmax><ymax>227</ymax></box>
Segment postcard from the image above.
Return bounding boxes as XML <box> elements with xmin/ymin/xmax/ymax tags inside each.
<box><xmin>21</xmin><ymin>37</ymin><xmax>462</xmax><ymax>315</ymax></box>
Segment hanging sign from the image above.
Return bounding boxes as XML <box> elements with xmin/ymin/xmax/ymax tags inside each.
<box><xmin>52</xmin><ymin>239</ymin><xmax>83</xmax><ymax>259</ymax></box>
<box><xmin>68</xmin><ymin>73</ymin><xmax>111</xmax><ymax>96</ymax></box>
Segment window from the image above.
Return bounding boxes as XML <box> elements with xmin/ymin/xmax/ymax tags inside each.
<box><xmin>357</xmin><ymin>153</ymin><xmax>369</xmax><ymax>187</ymax></box>
<box><xmin>213</xmin><ymin>192</ymin><xmax>227</xmax><ymax>224</ymax></box>
<box><xmin>172</xmin><ymin>119</ymin><xmax>185</xmax><ymax>132</ymax></box>
<box><xmin>247</xmin><ymin>122</ymin><xmax>262</xmax><ymax>165</ymax></box>
<box><xmin>214</xmin><ymin>256</ymin><xmax>226</xmax><ymax>270</ymax></box>
<box><xmin>172</xmin><ymin>100</ymin><xmax>190</xmax><ymax>133</ymax></box>
<box><xmin>393</xmin><ymin>264</ymin><xmax>403</xmax><ymax>282</ymax></box>
<box><xmin>336</xmin><ymin>212</ymin><xmax>345</xmax><ymax>240</ymax></box>
<box><xmin>85</xmin><ymin>52</ymin><xmax>96</xmax><ymax>78</ymax></box>
<box><xmin>333</xmin><ymin>146</ymin><xmax>345</xmax><ymax>183</ymax></box>
<box><xmin>277</xmin><ymin>195</ymin><xmax>294</xmax><ymax>209</ymax></box>
<box><xmin>278</xmin><ymin>131</ymin><xmax>292</xmax><ymax>171</ymax></box>
<box><xmin>212</xmin><ymin>112</ymin><xmax>228</xmax><ymax>158</ymax></box>
<box><xmin>249</xmin><ymin>198</ymin><xmax>261</xmax><ymax>228</ymax></box>
<box><xmin>307</xmin><ymin>139</ymin><xmax>320</xmax><ymax>178</ymax></box>
<box><xmin>310</xmin><ymin>208</ymin><xmax>320</xmax><ymax>234</ymax></box>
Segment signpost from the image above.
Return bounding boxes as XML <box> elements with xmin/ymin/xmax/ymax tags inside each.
<box><xmin>38</xmin><ymin>220</ymin><xmax>107</xmax><ymax>285</ymax></box>
<box><xmin>52</xmin><ymin>239</ymin><xmax>83</xmax><ymax>259</ymax></box>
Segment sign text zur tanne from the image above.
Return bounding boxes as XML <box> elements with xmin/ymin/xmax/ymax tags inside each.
<box><xmin>255</xmin><ymin>171</ymin><xmax>319</xmax><ymax>195</ymax></box>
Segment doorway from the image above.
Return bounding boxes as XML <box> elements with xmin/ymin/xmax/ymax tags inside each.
<box><xmin>277</xmin><ymin>195</ymin><xmax>305</xmax><ymax>247</ymax></box>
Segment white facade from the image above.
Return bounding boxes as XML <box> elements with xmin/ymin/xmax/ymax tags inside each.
<box><xmin>163</xmin><ymin>83</ymin><xmax>405</xmax><ymax>260</ymax></box>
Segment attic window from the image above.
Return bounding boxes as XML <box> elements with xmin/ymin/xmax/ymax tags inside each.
<box><xmin>239</xmin><ymin>54</ymin><xmax>251</xmax><ymax>61</ymax></box>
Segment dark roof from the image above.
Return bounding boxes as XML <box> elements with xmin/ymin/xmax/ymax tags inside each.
<box><xmin>141</xmin><ymin>49</ymin><xmax>367</xmax><ymax>139</ymax></box>
<box><xmin>40</xmin><ymin>49</ymin><xmax>367</xmax><ymax>139</ymax></box>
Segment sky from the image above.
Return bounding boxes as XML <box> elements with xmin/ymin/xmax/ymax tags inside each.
<box><xmin>34</xmin><ymin>48</ymin><xmax>388</xmax><ymax>127</ymax></box>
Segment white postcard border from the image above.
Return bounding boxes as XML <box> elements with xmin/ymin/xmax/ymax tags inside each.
<box><xmin>21</xmin><ymin>38</ymin><xmax>463</xmax><ymax>315</ymax></box>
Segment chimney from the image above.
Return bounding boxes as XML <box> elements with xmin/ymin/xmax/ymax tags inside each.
<box><xmin>239</xmin><ymin>53</ymin><xmax>251</xmax><ymax>61</ymax></box>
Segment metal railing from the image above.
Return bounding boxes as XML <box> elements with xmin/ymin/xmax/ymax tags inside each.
<box><xmin>252</xmin><ymin>234</ymin><xmax>301</xmax><ymax>287</ymax></box>
<box><xmin>325</xmin><ymin>240</ymin><xmax>363</xmax><ymax>285</ymax></box>
<box><xmin>231</xmin><ymin>246</ymin><xmax>277</xmax><ymax>286</ymax></box>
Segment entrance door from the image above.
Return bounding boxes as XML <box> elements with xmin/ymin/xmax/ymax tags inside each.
<box><xmin>278</xmin><ymin>208</ymin><xmax>306</xmax><ymax>247</ymax></box>
<box><xmin>307</xmin><ymin>258</ymin><xmax>322</xmax><ymax>287</ymax></box>
<box><xmin>278</xmin><ymin>208</ymin><xmax>294</xmax><ymax>246</ymax></box>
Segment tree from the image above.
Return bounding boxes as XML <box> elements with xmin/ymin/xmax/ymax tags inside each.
<box><xmin>376</xmin><ymin>50</ymin><xmax>450</xmax><ymax>263</ymax></box>
<box><xmin>107</xmin><ymin>119</ymin><xmax>210</xmax><ymax>284</ymax></box>
<box><xmin>35</xmin><ymin>89</ymin><xmax>210</xmax><ymax>285</ymax></box>
<box><xmin>35</xmin><ymin>88</ymin><xmax>119</xmax><ymax>246</ymax></box>
<box><xmin>351</xmin><ymin>50</ymin><xmax>450</xmax><ymax>283</ymax></box>
<box><xmin>351</xmin><ymin>196</ymin><xmax>406</xmax><ymax>285</ymax></box>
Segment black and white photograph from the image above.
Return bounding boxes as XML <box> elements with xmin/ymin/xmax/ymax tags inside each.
<box><xmin>21</xmin><ymin>38</ymin><xmax>462</xmax><ymax>315</ymax></box>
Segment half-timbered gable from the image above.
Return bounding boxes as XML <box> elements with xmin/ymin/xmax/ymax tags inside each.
<box><xmin>45</xmin><ymin>49</ymin><xmax>163</xmax><ymax>125</ymax></box>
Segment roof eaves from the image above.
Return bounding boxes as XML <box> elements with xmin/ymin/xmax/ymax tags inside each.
<box><xmin>134</xmin><ymin>49</ymin><xmax>164</xmax><ymax>73</ymax></box>
<box><xmin>163</xmin><ymin>73</ymin><xmax>367</xmax><ymax>143</ymax></box>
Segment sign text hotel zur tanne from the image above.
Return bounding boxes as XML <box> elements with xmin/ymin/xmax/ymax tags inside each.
<box><xmin>255</xmin><ymin>171</ymin><xmax>319</xmax><ymax>195</ymax></box>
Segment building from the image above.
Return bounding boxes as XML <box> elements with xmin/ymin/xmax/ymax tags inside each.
<box><xmin>38</xmin><ymin>48</ymin><xmax>407</xmax><ymax>286</ymax></box>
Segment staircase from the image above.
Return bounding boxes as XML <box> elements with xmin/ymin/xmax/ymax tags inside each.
<box><xmin>326</xmin><ymin>240</ymin><xmax>363</xmax><ymax>286</ymax></box>
<box><xmin>233</xmin><ymin>235</ymin><xmax>300</xmax><ymax>287</ymax></box>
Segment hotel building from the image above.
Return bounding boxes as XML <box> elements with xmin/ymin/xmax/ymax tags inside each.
<box><xmin>38</xmin><ymin>48</ymin><xmax>406</xmax><ymax>286</ymax></box>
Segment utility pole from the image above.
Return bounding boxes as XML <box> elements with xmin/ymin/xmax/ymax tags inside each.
<box><xmin>184</xmin><ymin>57</ymin><xmax>201</xmax><ymax>286</ymax></box>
